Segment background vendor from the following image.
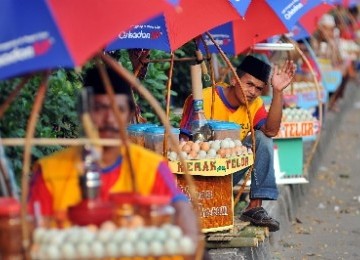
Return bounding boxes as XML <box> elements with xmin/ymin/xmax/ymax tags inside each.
<box><xmin>28</xmin><ymin>66</ymin><xmax>199</xmax><ymax>243</ymax></box>
<box><xmin>180</xmin><ymin>55</ymin><xmax>296</xmax><ymax>232</ymax></box>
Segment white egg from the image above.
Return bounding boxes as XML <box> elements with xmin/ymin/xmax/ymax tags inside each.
<box><xmin>79</xmin><ymin>228</ymin><xmax>96</xmax><ymax>243</ymax></box>
<box><xmin>234</xmin><ymin>140</ymin><xmax>242</xmax><ymax>147</ymax></box>
<box><xmin>207</xmin><ymin>148</ymin><xmax>217</xmax><ymax>158</ymax></box>
<box><xmin>168</xmin><ymin>151</ymin><xmax>178</xmax><ymax>161</ymax></box>
<box><xmin>33</xmin><ymin>227</ymin><xmax>47</xmax><ymax>244</ymax></box>
<box><xmin>179</xmin><ymin>236</ymin><xmax>196</xmax><ymax>255</ymax></box>
<box><xmin>164</xmin><ymin>238</ymin><xmax>179</xmax><ymax>255</ymax></box>
<box><xmin>91</xmin><ymin>241</ymin><xmax>106</xmax><ymax>259</ymax></box>
<box><xmin>197</xmin><ymin>150</ymin><xmax>207</xmax><ymax>159</ymax></box>
<box><xmin>125</xmin><ymin>229</ymin><xmax>139</xmax><ymax>242</ymax></box>
<box><xmin>247</xmin><ymin>148</ymin><xmax>253</xmax><ymax>154</ymax></box>
<box><xmin>77</xmin><ymin>242</ymin><xmax>91</xmax><ymax>258</ymax></box>
<box><xmin>42</xmin><ymin>229</ymin><xmax>59</xmax><ymax>244</ymax></box>
<box><xmin>134</xmin><ymin>240</ymin><xmax>149</xmax><ymax>256</ymax></box>
<box><xmin>113</xmin><ymin>228</ymin><xmax>127</xmax><ymax>244</ymax></box>
<box><xmin>106</xmin><ymin>242</ymin><xmax>119</xmax><ymax>257</ymax></box>
<box><xmin>142</xmin><ymin>227</ymin><xmax>157</xmax><ymax>242</ymax></box>
<box><xmin>228</xmin><ymin>140</ymin><xmax>235</xmax><ymax>148</ymax></box>
<box><xmin>97</xmin><ymin>229</ymin><xmax>113</xmax><ymax>243</ymax></box>
<box><xmin>293</xmin><ymin>115</ymin><xmax>300</xmax><ymax>122</ymax></box>
<box><xmin>220</xmin><ymin>140</ymin><xmax>230</xmax><ymax>149</ymax></box>
<box><xmin>153</xmin><ymin>228</ymin><xmax>167</xmax><ymax>242</ymax></box>
<box><xmin>120</xmin><ymin>241</ymin><xmax>135</xmax><ymax>257</ymax></box>
<box><xmin>45</xmin><ymin>244</ymin><xmax>61</xmax><ymax>260</ymax></box>
<box><xmin>210</xmin><ymin>140</ymin><xmax>220</xmax><ymax>151</ymax></box>
<box><xmin>167</xmin><ymin>225</ymin><xmax>182</xmax><ymax>239</ymax></box>
<box><xmin>61</xmin><ymin>243</ymin><xmax>77</xmax><ymax>259</ymax></box>
<box><xmin>50</xmin><ymin>231</ymin><xmax>66</xmax><ymax>245</ymax></box>
<box><xmin>149</xmin><ymin>241</ymin><xmax>163</xmax><ymax>256</ymax></box>
<box><xmin>67</xmin><ymin>227</ymin><xmax>81</xmax><ymax>244</ymax></box>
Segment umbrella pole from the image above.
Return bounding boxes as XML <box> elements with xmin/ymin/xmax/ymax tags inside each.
<box><xmin>100</xmin><ymin>53</ymin><xmax>204</xmax><ymax>260</ymax></box>
<box><xmin>20</xmin><ymin>72</ymin><xmax>49</xmax><ymax>256</ymax></box>
<box><xmin>95</xmin><ymin>60</ymin><xmax>137</xmax><ymax>193</ymax></box>
<box><xmin>0</xmin><ymin>76</ymin><xmax>31</xmax><ymax>119</ymax></box>
<box><xmin>199</xmin><ymin>36</ymin><xmax>217</xmax><ymax>119</ymax></box>
<box><xmin>163</xmin><ymin>52</ymin><xmax>175</xmax><ymax>156</ymax></box>
<box><xmin>205</xmin><ymin>32</ymin><xmax>256</xmax><ymax>206</ymax></box>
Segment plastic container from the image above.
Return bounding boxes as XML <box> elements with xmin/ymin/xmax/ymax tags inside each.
<box><xmin>208</xmin><ymin>121</ymin><xmax>241</xmax><ymax>140</ymax></box>
<box><xmin>127</xmin><ymin>123</ymin><xmax>157</xmax><ymax>146</ymax></box>
<box><xmin>0</xmin><ymin>197</ymin><xmax>23</xmax><ymax>259</ymax></box>
<box><xmin>135</xmin><ymin>195</ymin><xmax>174</xmax><ymax>226</ymax></box>
<box><xmin>144</xmin><ymin>126</ymin><xmax>180</xmax><ymax>154</ymax></box>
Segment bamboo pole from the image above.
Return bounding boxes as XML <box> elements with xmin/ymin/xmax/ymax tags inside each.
<box><xmin>21</xmin><ymin>72</ymin><xmax>49</xmax><ymax>254</ymax></box>
<box><xmin>205</xmin><ymin>32</ymin><xmax>256</xmax><ymax>206</ymax></box>
<box><xmin>0</xmin><ymin>76</ymin><xmax>31</xmax><ymax>119</ymax></box>
<box><xmin>96</xmin><ymin>59</ymin><xmax>137</xmax><ymax>193</ymax></box>
<box><xmin>163</xmin><ymin>52</ymin><xmax>175</xmax><ymax>156</ymax></box>
<box><xmin>142</xmin><ymin>56</ymin><xmax>207</xmax><ymax>63</ymax></box>
<box><xmin>100</xmin><ymin>53</ymin><xmax>204</xmax><ymax>260</ymax></box>
<box><xmin>0</xmin><ymin>138</ymin><xmax>122</xmax><ymax>146</ymax></box>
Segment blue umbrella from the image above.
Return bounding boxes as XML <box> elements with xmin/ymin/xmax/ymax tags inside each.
<box><xmin>0</xmin><ymin>0</ymin><xmax>170</xmax><ymax>80</ymax></box>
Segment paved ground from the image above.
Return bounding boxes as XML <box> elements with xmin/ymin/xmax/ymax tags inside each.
<box><xmin>271</xmin><ymin>86</ymin><xmax>360</xmax><ymax>260</ymax></box>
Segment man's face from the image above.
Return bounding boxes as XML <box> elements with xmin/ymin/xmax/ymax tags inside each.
<box><xmin>234</xmin><ymin>73</ymin><xmax>266</xmax><ymax>105</ymax></box>
<box><xmin>90</xmin><ymin>94</ymin><xmax>132</xmax><ymax>139</ymax></box>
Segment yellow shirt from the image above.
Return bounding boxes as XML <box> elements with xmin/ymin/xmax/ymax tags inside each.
<box><xmin>180</xmin><ymin>86</ymin><xmax>267</xmax><ymax>140</ymax></box>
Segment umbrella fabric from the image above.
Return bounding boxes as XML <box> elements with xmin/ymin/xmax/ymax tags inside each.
<box><xmin>0</xmin><ymin>0</ymin><xmax>169</xmax><ymax>80</ymax></box>
<box><xmin>106</xmin><ymin>0</ymin><xmax>241</xmax><ymax>52</ymax></box>
<box><xmin>228</xmin><ymin>0</ymin><xmax>251</xmax><ymax>17</ymax></box>
<box><xmin>202</xmin><ymin>0</ymin><xmax>325</xmax><ymax>55</ymax></box>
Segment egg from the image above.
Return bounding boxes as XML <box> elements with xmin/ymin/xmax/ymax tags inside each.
<box><xmin>149</xmin><ymin>241</ymin><xmax>163</xmax><ymax>256</ymax></box>
<box><xmin>164</xmin><ymin>238</ymin><xmax>179</xmax><ymax>255</ymax></box>
<box><xmin>100</xmin><ymin>220</ymin><xmax>117</xmax><ymax>231</ymax></box>
<box><xmin>179</xmin><ymin>141</ymin><xmax>186</xmax><ymax>150</ymax></box>
<box><xmin>200</xmin><ymin>142</ymin><xmax>210</xmax><ymax>152</ymax></box>
<box><xmin>188</xmin><ymin>150</ymin><xmax>198</xmax><ymax>159</ymax></box>
<box><xmin>134</xmin><ymin>240</ymin><xmax>149</xmax><ymax>256</ymax></box>
<box><xmin>179</xmin><ymin>151</ymin><xmax>188</xmax><ymax>160</ymax></box>
<box><xmin>207</xmin><ymin>148</ymin><xmax>217</xmax><ymax>158</ymax></box>
<box><xmin>220</xmin><ymin>140</ymin><xmax>230</xmax><ymax>149</ymax></box>
<box><xmin>113</xmin><ymin>228</ymin><xmax>127</xmax><ymax>244</ymax></box>
<box><xmin>97</xmin><ymin>229</ymin><xmax>113</xmax><ymax>243</ymax></box>
<box><xmin>228</xmin><ymin>140</ymin><xmax>235</xmax><ymax>148</ymax></box>
<box><xmin>167</xmin><ymin>225</ymin><xmax>182</xmax><ymax>239</ymax></box>
<box><xmin>106</xmin><ymin>242</ymin><xmax>119</xmax><ymax>257</ymax></box>
<box><xmin>197</xmin><ymin>150</ymin><xmax>207</xmax><ymax>159</ymax></box>
<box><xmin>79</xmin><ymin>228</ymin><xmax>96</xmax><ymax>243</ymax></box>
<box><xmin>142</xmin><ymin>227</ymin><xmax>157</xmax><ymax>242</ymax></box>
<box><xmin>225</xmin><ymin>148</ymin><xmax>232</xmax><ymax>158</ymax></box>
<box><xmin>50</xmin><ymin>230</ymin><xmax>66</xmax><ymax>245</ymax></box>
<box><xmin>128</xmin><ymin>214</ymin><xmax>145</xmax><ymax>229</ymax></box>
<box><xmin>154</xmin><ymin>228</ymin><xmax>167</xmax><ymax>242</ymax></box>
<box><xmin>210</xmin><ymin>140</ymin><xmax>221</xmax><ymax>151</ymax></box>
<box><xmin>179</xmin><ymin>236</ymin><xmax>196</xmax><ymax>255</ymax></box>
<box><xmin>247</xmin><ymin>148</ymin><xmax>253</xmax><ymax>154</ymax></box>
<box><xmin>33</xmin><ymin>227</ymin><xmax>46</xmax><ymax>244</ymax></box>
<box><xmin>120</xmin><ymin>241</ymin><xmax>135</xmax><ymax>257</ymax></box>
<box><xmin>91</xmin><ymin>241</ymin><xmax>106</xmax><ymax>258</ymax></box>
<box><xmin>234</xmin><ymin>140</ymin><xmax>242</xmax><ymax>147</ymax></box>
<box><xmin>168</xmin><ymin>151</ymin><xmax>178</xmax><ymax>161</ymax></box>
<box><xmin>77</xmin><ymin>242</ymin><xmax>91</xmax><ymax>258</ymax></box>
<box><xmin>61</xmin><ymin>243</ymin><xmax>77</xmax><ymax>259</ymax></box>
<box><xmin>191</xmin><ymin>142</ymin><xmax>200</xmax><ymax>152</ymax></box>
<box><xmin>45</xmin><ymin>244</ymin><xmax>61</xmax><ymax>260</ymax></box>
<box><xmin>217</xmin><ymin>148</ymin><xmax>226</xmax><ymax>158</ymax></box>
<box><xmin>182</xmin><ymin>144</ymin><xmax>191</xmax><ymax>153</ymax></box>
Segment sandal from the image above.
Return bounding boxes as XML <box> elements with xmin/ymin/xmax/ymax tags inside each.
<box><xmin>240</xmin><ymin>207</ymin><xmax>280</xmax><ymax>232</ymax></box>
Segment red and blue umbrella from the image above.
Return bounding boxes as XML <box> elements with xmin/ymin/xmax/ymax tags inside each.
<box><xmin>201</xmin><ymin>0</ymin><xmax>328</xmax><ymax>55</ymax></box>
<box><xmin>106</xmin><ymin>0</ymin><xmax>242</xmax><ymax>52</ymax></box>
<box><xmin>0</xmin><ymin>0</ymin><xmax>170</xmax><ymax>80</ymax></box>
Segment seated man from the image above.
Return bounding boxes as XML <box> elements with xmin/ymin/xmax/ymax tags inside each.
<box><xmin>29</xmin><ymin>66</ymin><xmax>199</xmax><ymax>243</ymax></box>
<box><xmin>180</xmin><ymin>55</ymin><xmax>296</xmax><ymax>232</ymax></box>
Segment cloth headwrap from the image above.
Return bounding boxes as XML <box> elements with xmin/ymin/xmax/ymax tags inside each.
<box><xmin>237</xmin><ymin>55</ymin><xmax>271</xmax><ymax>83</ymax></box>
<box><xmin>83</xmin><ymin>66</ymin><xmax>133</xmax><ymax>96</ymax></box>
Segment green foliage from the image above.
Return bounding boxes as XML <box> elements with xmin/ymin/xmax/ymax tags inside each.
<box><xmin>0</xmin><ymin>70</ymin><xmax>82</xmax><ymax>182</ymax></box>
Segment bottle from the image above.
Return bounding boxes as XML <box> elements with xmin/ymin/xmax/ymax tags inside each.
<box><xmin>79</xmin><ymin>144</ymin><xmax>102</xmax><ymax>200</ymax></box>
<box><xmin>189</xmin><ymin>64</ymin><xmax>211</xmax><ymax>142</ymax></box>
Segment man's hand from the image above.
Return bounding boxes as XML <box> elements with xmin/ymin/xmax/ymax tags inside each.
<box><xmin>271</xmin><ymin>60</ymin><xmax>296</xmax><ymax>92</ymax></box>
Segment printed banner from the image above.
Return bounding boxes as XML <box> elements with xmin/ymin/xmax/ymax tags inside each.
<box><xmin>275</xmin><ymin>120</ymin><xmax>320</xmax><ymax>139</ymax></box>
<box><xmin>169</xmin><ymin>154</ymin><xmax>254</xmax><ymax>176</ymax></box>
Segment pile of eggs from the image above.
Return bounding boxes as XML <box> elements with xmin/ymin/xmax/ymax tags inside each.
<box><xmin>284</xmin><ymin>81</ymin><xmax>324</xmax><ymax>94</ymax></box>
<box><xmin>282</xmin><ymin>108</ymin><xmax>317</xmax><ymax>122</ymax></box>
<box><xmin>167</xmin><ymin>138</ymin><xmax>252</xmax><ymax>161</ymax></box>
<box><xmin>31</xmin><ymin>222</ymin><xmax>195</xmax><ymax>259</ymax></box>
